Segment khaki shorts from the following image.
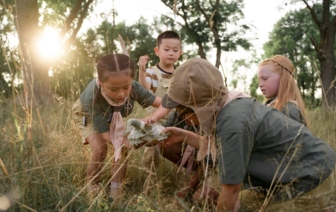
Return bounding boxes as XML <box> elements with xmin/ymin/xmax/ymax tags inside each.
<box><xmin>72</xmin><ymin>99</ymin><xmax>97</xmax><ymax>144</ymax></box>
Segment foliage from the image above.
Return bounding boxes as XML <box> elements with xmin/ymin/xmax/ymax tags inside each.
<box><xmin>2</xmin><ymin>0</ymin><xmax>96</xmax><ymax>104</ymax></box>
<box><xmin>249</xmin><ymin>75</ymin><xmax>264</xmax><ymax>102</ymax></box>
<box><xmin>292</xmin><ymin>0</ymin><xmax>336</xmax><ymax>108</ymax></box>
<box><xmin>49</xmin><ymin>39</ymin><xmax>96</xmax><ymax>99</ymax></box>
<box><xmin>49</xmin><ymin>17</ymin><xmax>159</xmax><ymax>97</ymax></box>
<box><xmin>0</xmin><ymin>1</ymin><xmax>20</xmax><ymax>98</ymax></box>
<box><xmin>159</xmin><ymin>0</ymin><xmax>252</xmax><ymax>67</ymax></box>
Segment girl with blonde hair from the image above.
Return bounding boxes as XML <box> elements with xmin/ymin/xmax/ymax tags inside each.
<box><xmin>258</xmin><ymin>55</ymin><xmax>307</xmax><ymax>126</ymax></box>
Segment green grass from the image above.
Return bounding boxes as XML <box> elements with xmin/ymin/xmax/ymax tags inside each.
<box><xmin>0</xmin><ymin>95</ymin><xmax>335</xmax><ymax>212</ymax></box>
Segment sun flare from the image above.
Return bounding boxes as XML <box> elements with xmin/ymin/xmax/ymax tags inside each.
<box><xmin>38</xmin><ymin>26</ymin><xmax>63</xmax><ymax>59</ymax></box>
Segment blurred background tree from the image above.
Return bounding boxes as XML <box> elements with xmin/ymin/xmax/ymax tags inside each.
<box><xmin>160</xmin><ymin>0</ymin><xmax>252</xmax><ymax>68</ymax></box>
<box><xmin>12</xmin><ymin>0</ymin><xmax>95</xmax><ymax>103</ymax></box>
<box><xmin>292</xmin><ymin>0</ymin><xmax>336</xmax><ymax>108</ymax></box>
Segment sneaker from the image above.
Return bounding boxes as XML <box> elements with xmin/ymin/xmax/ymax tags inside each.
<box><xmin>109</xmin><ymin>183</ymin><xmax>122</xmax><ymax>202</ymax></box>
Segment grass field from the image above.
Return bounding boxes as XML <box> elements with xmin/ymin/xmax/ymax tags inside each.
<box><xmin>0</xmin><ymin>94</ymin><xmax>335</xmax><ymax>212</ymax></box>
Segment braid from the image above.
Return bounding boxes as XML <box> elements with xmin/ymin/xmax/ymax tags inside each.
<box><xmin>264</xmin><ymin>59</ymin><xmax>293</xmax><ymax>75</ymax></box>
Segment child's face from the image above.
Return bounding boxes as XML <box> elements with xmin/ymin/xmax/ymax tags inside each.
<box><xmin>258</xmin><ymin>64</ymin><xmax>280</xmax><ymax>98</ymax></box>
<box><xmin>100</xmin><ymin>72</ymin><xmax>133</xmax><ymax>103</ymax></box>
<box><xmin>154</xmin><ymin>38</ymin><xmax>182</xmax><ymax>66</ymax></box>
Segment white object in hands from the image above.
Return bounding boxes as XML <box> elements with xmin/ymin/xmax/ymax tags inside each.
<box><xmin>124</xmin><ymin>118</ymin><xmax>169</xmax><ymax>148</ymax></box>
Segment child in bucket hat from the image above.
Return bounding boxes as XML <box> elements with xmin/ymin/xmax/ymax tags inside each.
<box><xmin>150</xmin><ymin>57</ymin><xmax>336</xmax><ymax>211</ymax></box>
<box><xmin>258</xmin><ymin>55</ymin><xmax>307</xmax><ymax>126</ymax></box>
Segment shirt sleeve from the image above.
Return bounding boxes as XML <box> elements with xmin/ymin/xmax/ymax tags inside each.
<box><xmin>146</xmin><ymin>68</ymin><xmax>158</xmax><ymax>87</ymax></box>
<box><xmin>132</xmin><ymin>81</ymin><xmax>157</xmax><ymax>108</ymax></box>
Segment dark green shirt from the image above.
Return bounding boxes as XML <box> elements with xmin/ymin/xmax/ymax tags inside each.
<box><xmin>216</xmin><ymin>98</ymin><xmax>335</xmax><ymax>201</ymax></box>
<box><xmin>265</xmin><ymin>99</ymin><xmax>306</xmax><ymax>125</ymax></box>
<box><xmin>80</xmin><ymin>79</ymin><xmax>156</xmax><ymax>133</ymax></box>
<box><xmin>281</xmin><ymin>101</ymin><xmax>307</xmax><ymax>126</ymax></box>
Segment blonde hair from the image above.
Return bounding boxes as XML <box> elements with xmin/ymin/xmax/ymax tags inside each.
<box><xmin>259</xmin><ymin>55</ymin><xmax>307</xmax><ymax>124</ymax></box>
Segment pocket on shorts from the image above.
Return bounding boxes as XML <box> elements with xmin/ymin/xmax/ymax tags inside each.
<box><xmin>72</xmin><ymin>99</ymin><xmax>95</xmax><ymax>144</ymax></box>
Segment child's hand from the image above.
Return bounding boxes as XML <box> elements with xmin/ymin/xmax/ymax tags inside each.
<box><xmin>161</xmin><ymin>127</ymin><xmax>188</xmax><ymax>147</ymax></box>
<box><xmin>138</xmin><ymin>55</ymin><xmax>150</xmax><ymax>72</ymax></box>
<box><xmin>141</xmin><ymin>115</ymin><xmax>157</xmax><ymax>125</ymax></box>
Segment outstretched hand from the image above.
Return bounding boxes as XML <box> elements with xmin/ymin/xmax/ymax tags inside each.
<box><xmin>141</xmin><ymin>115</ymin><xmax>157</xmax><ymax>125</ymax></box>
<box><xmin>161</xmin><ymin>127</ymin><xmax>189</xmax><ymax>147</ymax></box>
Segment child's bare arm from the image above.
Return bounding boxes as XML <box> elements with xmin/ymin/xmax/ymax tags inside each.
<box><xmin>138</xmin><ymin>55</ymin><xmax>151</xmax><ymax>90</ymax></box>
<box><xmin>151</xmin><ymin>96</ymin><xmax>161</xmax><ymax>108</ymax></box>
<box><xmin>162</xmin><ymin>127</ymin><xmax>200</xmax><ymax>149</ymax></box>
<box><xmin>147</xmin><ymin>104</ymin><xmax>171</xmax><ymax>123</ymax></box>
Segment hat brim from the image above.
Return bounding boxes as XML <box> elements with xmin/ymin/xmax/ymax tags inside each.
<box><xmin>162</xmin><ymin>94</ymin><xmax>180</xmax><ymax>109</ymax></box>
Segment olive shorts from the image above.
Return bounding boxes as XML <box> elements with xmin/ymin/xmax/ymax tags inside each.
<box><xmin>239</xmin><ymin>169</ymin><xmax>336</xmax><ymax>212</ymax></box>
<box><xmin>72</xmin><ymin>99</ymin><xmax>96</xmax><ymax>144</ymax></box>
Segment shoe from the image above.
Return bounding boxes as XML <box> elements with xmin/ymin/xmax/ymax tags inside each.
<box><xmin>109</xmin><ymin>183</ymin><xmax>122</xmax><ymax>202</ymax></box>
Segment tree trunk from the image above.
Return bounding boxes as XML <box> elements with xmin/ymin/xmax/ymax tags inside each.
<box><xmin>15</xmin><ymin>0</ymin><xmax>51</xmax><ymax>103</ymax></box>
<box><xmin>304</xmin><ymin>0</ymin><xmax>336</xmax><ymax>108</ymax></box>
<box><xmin>318</xmin><ymin>34</ymin><xmax>336</xmax><ymax>108</ymax></box>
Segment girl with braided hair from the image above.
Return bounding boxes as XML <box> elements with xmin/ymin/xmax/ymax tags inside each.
<box><xmin>258</xmin><ymin>55</ymin><xmax>307</xmax><ymax>126</ymax></box>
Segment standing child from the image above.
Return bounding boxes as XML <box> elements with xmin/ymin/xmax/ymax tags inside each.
<box><xmin>138</xmin><ymin>30</ymin><xmax>200</xmax><ymax>199</ymax></box>
<box><xmin>72</xmin><ymin>54</ymin><xmax>160</xmax><ymax>200</ymax></box>
<box><xmin>137</xmin><ymin>30</ymin><xmax>185</xmax><ymax>168</ymax></box>
<box><xmin>258</xmin><ymin>55</ymin><xmax>307</xmax><ymax>125</ymax></box>
<box><xmin>153</xmin><ymin>58</ymin><xmax>336</xmax><ymax>211</ymax></box>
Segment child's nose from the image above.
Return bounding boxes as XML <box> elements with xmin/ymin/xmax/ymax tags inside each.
<box><xmin>258</xmin><ymin>81</ymin><xmax>263</xmax><ymax>87</ymax></box>
<box><xmin>117</xmin><ymin>90</ymin><xmax>125</xmax><ymax>97</ymax></box>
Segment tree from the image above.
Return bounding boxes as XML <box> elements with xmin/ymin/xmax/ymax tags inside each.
<box><xmin>90</xmin><ymin>17</ymin><xmax>159</xmax><ymax>72</ymax></box>
<box><xmin>11</xmin><ymin>0</ymin><xmax>94</xmax><ymax>102</ymax></box>
<box><xmin>0</xmin><ymin>2</ymin><xmax>19</xmax><ymax>98</ymax></box>
<box><xmin>294</xmin><ymin>0</ymin><xmax>336</xmax><ymax>108</ymax></box>
<box><xmin>160</xmin><ymin>0</ymin><xmax>252</xmax><ymax>68</ymax></box>
<box><xmin>263</xmin><ymin>8</ymin><xmax>321</xmax><ymax>107</ymax></box>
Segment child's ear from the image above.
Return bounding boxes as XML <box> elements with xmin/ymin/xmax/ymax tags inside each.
<box><xmin>154</xmin><ymin>47</ymin><xmax>159</xmax><ymax>55</ymax></box>
<box><xmin>180</xmin><ymin>50</ymin><xmax>183</xmax><ymax>55</ymax></box>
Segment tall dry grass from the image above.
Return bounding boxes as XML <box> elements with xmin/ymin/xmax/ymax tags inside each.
<box><xmin>0</xmin><ymin>95</ymin><xmax>201</xmax><ymax>212</ymax></box>
<box><xmin>0</xmin><ymin>92</ymin><xmax>335</xmax><ymax>211</ymax></box>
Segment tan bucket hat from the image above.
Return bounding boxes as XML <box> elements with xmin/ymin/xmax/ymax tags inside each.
<box><xmin>162</xmin><ymin>58</ymin><xmax>228</xmax><ymax>134</ymax></box>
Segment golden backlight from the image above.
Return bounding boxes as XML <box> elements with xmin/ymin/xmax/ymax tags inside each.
<box><xmin>38</xmin><ymin>26</ymin><xmax>63</xmax><ymax>59</ymax></box>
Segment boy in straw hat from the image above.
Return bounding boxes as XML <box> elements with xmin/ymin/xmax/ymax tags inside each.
<box><xmin>149</xmin><ymin>57</ymin><xmax>336</xmax><ymax>211</ymax></box>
